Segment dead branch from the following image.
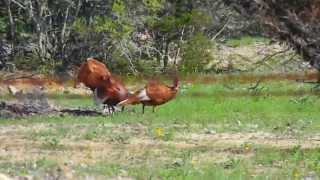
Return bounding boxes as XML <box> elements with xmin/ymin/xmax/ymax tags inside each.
<box><xmin>10</xmin><ymin>0</ymin><xmax>26</xmax><ymax>9</ymax></box>
<box><xmin>280</xmin><ymin>53</ymin><xmax>298</xmax><ymax>66</ymax></box>
<box><xmin>211</xmin><ymin>14</ymin><xmax>232</xmax><ymax>41</ymax></box>
<box><xmin>222</xmin><ymin>83</ymin><xmax>235</xmax><ymax>90</ymax></box>
<box><xmin>247</xmin><ymin>79</ymin><xmax>262</xmax><ymax>91</ymax></box>
<box><xmin>256</xmin><ymin>47</ymin><xmax>291</xmax><ymax>65</ymax></box>
<box><xmin>295</xmin><ymin>79</ymin><xmax>319</xmax><ymax>84</ymax></box>
<box><xmin>244</xmin><ymin>47</ymin><xmax>291</xmax><ymax>72</ymax></box>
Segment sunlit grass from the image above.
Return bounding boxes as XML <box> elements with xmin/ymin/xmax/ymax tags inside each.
<box><xmin>0</xmin><ymin>79</ymin><xmax>320</xmax><ymax>179</ymax></box>
<box><xmin>224</xmin><ymin>36</ymin><xmax>270</xmax><ymax>47</ymax></box>
<box><xmin>1</xmin><ymin>80</ymin><xmax>320</xmax><ymax>134</ymax></box>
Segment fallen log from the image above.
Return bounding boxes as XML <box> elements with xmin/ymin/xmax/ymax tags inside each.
<box><xmin>0</xmin><ymin>85</ymin><xmax>121</xmax><ymax>118</ymax></box>
<box><xmin>0</xmin><ymin>101</ymin><xmax>107</xmax><ymax>118</ymax></box>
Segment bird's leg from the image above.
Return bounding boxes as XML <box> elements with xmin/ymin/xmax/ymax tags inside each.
<box><xmin>152</xmin><ymin>106</ymin><xmax>155</xmax><ymax>113</ymax></box>
<box><xmin>108</xmin><ymin>105</ymin><xmax>113</xmax><ymax>115</ymax></box>
<box><xmin>111</xmin><ymin>106</ymin><xmax>115</xmax><ymax>114</ymax></box>
<box><xmin>142</xmin><ymin>104</ymin><xmax>145</xmax><ymax>114</ymax></box>
<box><xmin>121</xmin><ymin>106</ymin><xmax>125</xmax><ymax>112</ymax></box>
<box><xmin>102</xmin><ymin>104</ymin><xmax>109</xmax><ymax>114</ymax></box>
<box><xmin>93</xmin><ymin>89</ymin><xmax>100</xmax><ymax>107</ymax></box>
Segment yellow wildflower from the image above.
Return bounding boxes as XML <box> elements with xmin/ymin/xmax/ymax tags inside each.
<box><xmin>191</xmin><ymin>159</ymin><xmax>198</xmax><ymax>166</ymax></box>
<box><xmin>244</xmin><ymin>144</ymin><xmax>251</xmax><ymax>151</ymax></box>
<box><xmin>292</xmin><ymin>169</ymin><xmax>300</xmax><ymax>179</ymax></box>
<box><xmin>155</xmin><ymin>127</ymin><xmax>164</xmax><ymax>138</ymax></box>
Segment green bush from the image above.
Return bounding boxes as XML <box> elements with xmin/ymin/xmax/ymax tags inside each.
<box><xmin>14</xmin><ymin>51</ymin><xmax>61</xmax><ymax>75</ymax></box>
<box><xmin>180</xmin><ymin>33</ymin><xmax>215</xmax><ymax>73</ymax></box>
<box><xmin>107</xmin><ymin>48</ymin><xmax>156</xmax><ymax>75</ymax></box>
<box><xmin>14</xmin><ymin>52</ymin><xmax>42</xmax><ymax>72</ymax></box>
<box><xmin>0</xmin><ymin>17</ymin><xmax>8</xmax><ymax>34</ymax></box>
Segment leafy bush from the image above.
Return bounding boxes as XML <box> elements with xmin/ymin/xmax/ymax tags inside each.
<box><xmin>0</xmin><ymin>17</ymin><xmax>8</xmax><ymax>34</ymax></box>
<box><xmin>180</xmin><ymin>33</ymin><xmax>215</xmax><ymax>73</ymax></box>
<box><xmin>14</xmin><ymin>51</ymin><xmax>61</xmax><ymax>75</ymax></box>
<box><xmin>109</xmin><ymin>49</ymin><xmax>159</xmax><ymax>75</ymax></box>
<box><xmin>72</xmin><ymin>17</ymin><xmax>90</xmax><ymax>35</ymax></box>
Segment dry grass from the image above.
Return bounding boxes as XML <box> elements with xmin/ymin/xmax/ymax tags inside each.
<box><xmin>0</xmin><ymin>123</ymin><xmax>319</xmax><ymax>179</ymax></box>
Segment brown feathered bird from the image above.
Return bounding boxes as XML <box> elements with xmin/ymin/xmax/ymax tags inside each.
<box><xmin>118</xmin><ymin>76</ymin><xmax>179</xmax><ymax>113</ymax></box>
<box><xmin>75</xmin><ymin>58</ymin><xmax>130</xmax><ymax>112</ymax></box>
<box><xmin>74</xmin><ymin>58</ymin><xmax>111</xmax><ymax>91</ymax></box>
<box><xmin>94</xmin><ymin>76</ymin><xmax>131</xmax><ymax>113</ymax></box>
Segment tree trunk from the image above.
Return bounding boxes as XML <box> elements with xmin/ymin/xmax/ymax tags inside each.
<box><xmin>5</xmin><ymin>0</ymin><xmax>15</xmax><ymax>61</ymax></box>
<box><xmin>163</xmin><ymin>39</ymin><xmax>170</xmax><ymax>71</ymax></box>
<box><xmin>28</xmin><ymin>0</ymin><xmax>49</xmax><ymax>62</ymax></box>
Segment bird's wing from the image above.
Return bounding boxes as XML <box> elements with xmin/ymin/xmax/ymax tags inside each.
<box><xmin>146</xmin><ymin>84</ymin><xmax>171</xmax><ymax>101</ymax></box>
<box><xmin>117</xmin><ymin>88</ymin><xmax>145</xmax><ymax>106</ymax></box>
<box><xmin>136</xmin><ymin>88</ymin><xmax>151</xmax><ymax>101</ymax></box>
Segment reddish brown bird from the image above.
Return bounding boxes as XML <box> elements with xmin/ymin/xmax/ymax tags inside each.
<box><xmin>118</xmin><ymin>76</ymin><xmax>179</xmax><ymax>113</ymax></box>
<box><xmin>74</xmin><ymin>58</ymin><xmax>111</xmax><ymax>91</ymax></box>
<box><xmin>94</xmin><ymin>76</ymin><xmax>131</xmax><ymax>113</ymax></box>
<box><xmin>74</xmin><ymin>58</ymin><xmax>129</xmax><ymax>112</ymax></box>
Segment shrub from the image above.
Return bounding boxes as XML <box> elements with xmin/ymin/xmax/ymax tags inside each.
<box><xmin>180</xmin><ymin>33</ymin><xmax>215</xmax><ymax>73</ymax></box>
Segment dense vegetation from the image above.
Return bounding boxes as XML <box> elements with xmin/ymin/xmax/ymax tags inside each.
<box><xmin>1</xmin><ymin>0</ymin><xmax>319</xmax><ymax>76</ymax></box>
<box><xmin>0</xmin><ymin>0</ymin><xmax>261</xmax><ymax>75</ymax></box>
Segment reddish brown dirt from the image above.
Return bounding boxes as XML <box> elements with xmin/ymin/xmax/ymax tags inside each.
<box><xmin>1</xmin><ymin>77</ymin><xmax>64</xmax><ymax>92</ymax></box>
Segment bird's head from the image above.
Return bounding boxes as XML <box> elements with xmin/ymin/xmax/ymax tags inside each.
<box><xmin>173</xmin><ymin>76</ymin><xmax>179</xmax><ymax>90</ymax></box>
<box><xmin>169</xmin><ymin>70</ymin><xmax>179</xmax><ymax>91</ymax></box>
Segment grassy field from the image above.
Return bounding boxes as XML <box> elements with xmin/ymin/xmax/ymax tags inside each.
<box><xmin>0</xmin><ymin>76</ymin><xmax>320</xmax><ymax>179</ymax></box>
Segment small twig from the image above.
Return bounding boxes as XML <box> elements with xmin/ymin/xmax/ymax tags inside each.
<box><xmin>211</xmin><ymin>14</ymin><xmax>232</xmax><ymax>41</ymax></box>
<box><xmin>256</xmin><ymin>47</ymin><xmax>291</xmax><ymax>65</ymax></box>
<box><xmin>295</xmin><ymin>79</ymin><xmax>320</xmax><ymax>85</ymax></box>
<box><xmin>223</xmin><ymin>83</ymin><xmax>235</xmax><ymax>90</ymax></box>
<box><xmin>244</xmin><ymin>47</ymin><xmax>291</xmax><ymax>72</ymax></box>
<box><xmin>280</xmin><ymin>53</ymin><xmax>297</xmax><ymax>66</ymax></box>
<box><xmin>248</xmin><ymin>79</ymin><xmax>262</xmax><ymax>90</ymax></box>
<box><xmin>10</xmin><ymin>0</ymin><xmax>26</xmax><ymax>9</ymax></box>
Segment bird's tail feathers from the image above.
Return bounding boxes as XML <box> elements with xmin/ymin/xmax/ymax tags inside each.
<box><xmin>117</xmin><ymin>96</ymin><xmax>140</xmax><ymax>106</ymax></box>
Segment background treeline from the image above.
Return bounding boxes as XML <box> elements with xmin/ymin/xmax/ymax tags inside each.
<box><xmin>0</xmin><ymin>0</ymin><xmax>262</xmax><ymax>75</ymax></box>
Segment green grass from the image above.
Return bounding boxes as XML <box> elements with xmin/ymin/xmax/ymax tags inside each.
<box><xmin>225</xmin><ymin>36</ymin><xmax>270</xmax><ymax>47</ymax></box>
<box><xmin>0</xmin><ymin>83</ymin><xmax>319</xmax><ymax>140</ymax></box>
<box><xmin>2</xmin><ymin>80</ymin><xmax>318</xmax><ymax>134</ymax></box>
<box><xmin>0</xmin><ymin>79</ymin><xmax>320</xmax><ymax>179</ymax></box>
